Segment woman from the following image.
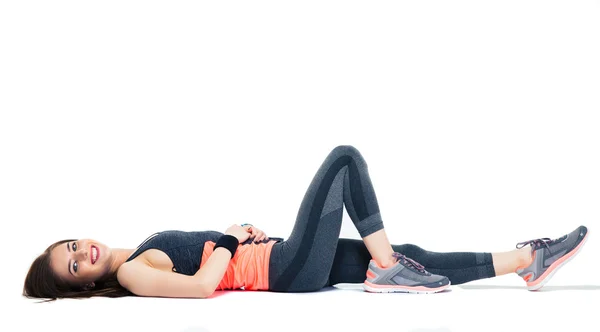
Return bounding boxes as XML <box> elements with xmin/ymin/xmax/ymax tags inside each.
<box><xmin>23</xmin><ymin>145</ymin><xmax>590</xmax><ymax>300</ymax></box>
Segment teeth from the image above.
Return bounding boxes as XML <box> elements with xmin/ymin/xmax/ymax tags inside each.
<box><xmin>92</xmin><ymin>247</ymin><xmax>97</xmax><ymax>262</ymax></box>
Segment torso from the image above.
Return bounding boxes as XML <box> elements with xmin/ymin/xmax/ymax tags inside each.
<box><xmin>118</xmin><ymin>230</ymin><xmax>284</xmax><ymax>291</ymax></box>
<box><xmin>120</xmin><ymin>230</ymin><xmax>224</xmax><ymax>275</ymax></box>
<box><xmin>119</xmin><ymin>230</ymin><xmax>282</xmax><ymax>275</ymax></box>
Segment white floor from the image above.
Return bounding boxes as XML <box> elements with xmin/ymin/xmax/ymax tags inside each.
<box><xmin>12</xmin><ymin>276</ymin><xmax>599</xmax><ymax>332</ymax></box>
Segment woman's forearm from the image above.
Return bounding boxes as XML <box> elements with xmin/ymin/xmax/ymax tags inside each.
<box><xmin>193</xmin><ymin>247</ymin><xmax>232</xmax><ymax>297</ymax></box>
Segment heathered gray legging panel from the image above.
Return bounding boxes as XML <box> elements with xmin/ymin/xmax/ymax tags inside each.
<box><xmin>268</xmin><ymin>145</ymin><xmax>384</xmax><ymax>292</ymax></box>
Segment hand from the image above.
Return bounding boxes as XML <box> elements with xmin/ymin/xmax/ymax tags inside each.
<box><xmin>242</xmin><ymin>224</ymin><xmax>269</xmax><ymax>243</ymax></box>
<box><xmin>224</xmin><ymin>224</ymin><xmax>251</xmax><ymax>243</ymax></box>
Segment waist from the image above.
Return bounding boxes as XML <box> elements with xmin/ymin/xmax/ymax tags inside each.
<box><xmin>201</xmin><ymin>239</ymin><xmax>277</xmax><ymax>291</ymax></box>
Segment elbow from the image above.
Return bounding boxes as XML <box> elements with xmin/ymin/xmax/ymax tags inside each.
<box><xmin>199</xmin><ymin>290</ymin><xmax>213</xmax><ymax>299</ymax></box>
<box><xmin>198</xmin><ymin>284</ymin><xmax>215</xmax><ymax>299</ymax></box>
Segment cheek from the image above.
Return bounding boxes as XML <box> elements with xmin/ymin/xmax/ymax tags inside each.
<box><xmin>83</xmin><ymin>263</ymin><xmax>103</xmax><ymax>280</ymax></box>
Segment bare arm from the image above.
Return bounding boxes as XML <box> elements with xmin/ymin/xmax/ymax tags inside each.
<box><xmin>117</xmin><ymin>261</ymin><xmax>206</xmax><ymax>298</ymax></box>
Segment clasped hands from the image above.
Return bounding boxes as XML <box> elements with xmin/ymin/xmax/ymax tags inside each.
<box><xmin>241</xmin><ymin>224</ymin><xmax>269</xmax><ymax>243</ymax></box>
<box><xmin>224</xmin><ymin>223</ymin><xmax>270</xmax><ymax>243</ymax></box>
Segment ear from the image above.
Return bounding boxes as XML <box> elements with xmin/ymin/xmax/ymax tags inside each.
<box><xmin>83</xmin><ymin>282</ymin><xmax>95</xmax><ymax>290</ymax></box>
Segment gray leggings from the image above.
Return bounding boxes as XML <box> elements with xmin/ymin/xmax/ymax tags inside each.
<box><xmin>268</xmin><ymin>145</ymin><xmax>495</xmax><ymax>292</ymax></box>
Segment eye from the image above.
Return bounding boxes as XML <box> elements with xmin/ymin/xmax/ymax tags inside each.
<box><xmin>72</xmin><ymin>242</ymin><xmax>77</xmax><ymax>251</ymax></box>
<box><xmin>73</xmin><ymin>261</ymin><xmax>78</xmax><ymax>273</ymax></box>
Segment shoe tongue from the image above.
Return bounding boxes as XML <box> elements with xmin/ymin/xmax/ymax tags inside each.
<box><xmin>393</xmin><ymin>253</ymin><xmax>431</xmax><ymax>275</ymax></box>
<box><xmin>401</xmin><ymin>260</ymin><xmax>429</xmax><ymax>275</ymax></box>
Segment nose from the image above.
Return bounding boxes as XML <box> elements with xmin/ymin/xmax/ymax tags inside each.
<box><xmin>74</xmin><ymin>248</ymin><xmax>88</xmax><ymax>261</ymax></box>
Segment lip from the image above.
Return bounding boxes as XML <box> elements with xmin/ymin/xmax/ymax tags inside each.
<box><xmin>91</xmin><ymin>245</ymin><xmax>99</xmax><ymax>264</ymax></box>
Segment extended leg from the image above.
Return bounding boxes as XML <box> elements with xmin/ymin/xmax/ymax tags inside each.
<box><xmin>327</xmin><ymin>225</ymin><xmax>586</xmax><ymax>290</ymax></box>
<box><xmin>327</xmin><ymin>238</ymin><xmax>498</xmax><ymax>286</ymax></box>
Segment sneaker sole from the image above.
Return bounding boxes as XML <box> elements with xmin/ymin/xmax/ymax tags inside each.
<box><xmin>527</xmin><ymin>229</ymin><xmax>590</xmax><ymax>291</ymax></box>
<box><xmin>363</xmin><ymin>280</ymin><xmax>451</xmax><ymax>294</ymax></box>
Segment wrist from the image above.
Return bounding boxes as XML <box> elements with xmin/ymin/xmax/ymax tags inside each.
<box><xmin>214</xmin><ymin>234</ymin><xmax>239</xmax><ymax>257</ymax></box>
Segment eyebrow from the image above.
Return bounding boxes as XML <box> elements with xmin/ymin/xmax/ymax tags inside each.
<box><xmin>66</xmin><ymin>243</ymin><xmax>73</xmax><ymax>276</ymax></box>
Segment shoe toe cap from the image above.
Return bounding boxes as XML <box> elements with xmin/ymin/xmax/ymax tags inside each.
<box><xmin>438</xmin><ymin>276</ymin><xmax>450</xmax><ymax>286</ymax></box>
<box><xmin>421</xmin><ymin>275</ymin><xmax>450</xmax><ymax>288</ymax></box>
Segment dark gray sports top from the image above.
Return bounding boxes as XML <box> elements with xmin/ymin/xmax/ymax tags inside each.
<box><xmin>125</xmin><ymin>230</ymin><xmax>283</xmax><ymax>275</ymax></box>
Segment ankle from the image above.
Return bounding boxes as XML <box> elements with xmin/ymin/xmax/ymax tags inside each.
<box><xmin>515</xmin><ymin>246</ymin><xmax>533</xmax><ymax>271</ymax></box>
<box><xmin>378</xmin><ymin>255</ymin><xmax>398</xmax><ymax>269</ymax></box>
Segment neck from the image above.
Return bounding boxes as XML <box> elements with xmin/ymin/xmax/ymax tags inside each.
<box><xmin>107</xmin><ymin>248</ymin><xmax>135</xmax><ymax>276</ymax></box>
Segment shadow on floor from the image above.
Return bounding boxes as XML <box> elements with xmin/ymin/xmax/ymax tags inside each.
<box><xmin>458</xmin><ymin>285</ymin><xmax>600</xmax><ymax>291</ymax></box>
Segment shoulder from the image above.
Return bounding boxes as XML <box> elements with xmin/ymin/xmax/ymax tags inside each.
<box><xmin>116</xmin><ymin>260</ymin><xmax>144</xmax><ymax>290</ymax></box>
<box><xmin>116</xmin><ymin>261</ymin><xmax>166</xmax><ymax>296</ymax></box>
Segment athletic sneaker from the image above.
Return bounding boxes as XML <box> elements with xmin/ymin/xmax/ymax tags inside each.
<box><xmin>363</xmin><ymin>252</ymin><xmax>451</xmax><ymax>294</ymax></box>
<box><xmin>516</xmin><ymin>225</ymin><xmax>589</xmax><ymax>291</ymax></box>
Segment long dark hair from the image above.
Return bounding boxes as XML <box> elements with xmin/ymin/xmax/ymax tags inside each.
<box><xmin>23</xmin><ymin>239</ymin><xmax>133</xmax><ymax>302</ymax></box>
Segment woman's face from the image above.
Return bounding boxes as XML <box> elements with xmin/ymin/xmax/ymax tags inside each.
<box><xmin>50</xmin><ymin>239</ymin><xmax>113</xmax><ymax>288</ymax></box>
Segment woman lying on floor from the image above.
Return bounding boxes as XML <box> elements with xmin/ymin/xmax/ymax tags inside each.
<box><xmin>23</xmin><ymin>145</ymin><xmax>590</xmax><ymax>300</ymax></box>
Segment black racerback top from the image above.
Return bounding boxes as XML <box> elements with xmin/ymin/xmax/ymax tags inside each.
<box><xmin>125</xmin><ymin>230</ymin><xmax>283</xmax><ymax>275</ymax></box>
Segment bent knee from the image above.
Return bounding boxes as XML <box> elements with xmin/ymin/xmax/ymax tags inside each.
<box><xmin>332</xmin><ymin>145</ymin><xmax>360</xmax><ymax>155</ymax></box>
<box><xmin>330</xmin><ymin>145</ymin><xmax>367</xmax><ymax>167</ymax></box>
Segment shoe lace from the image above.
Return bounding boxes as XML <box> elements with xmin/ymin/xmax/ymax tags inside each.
<box><xmin>515</xmin><ymin>237</ymin><xmax>554</xmax><ymax>251</ymax></box>
<box><xmin>392</xmin><ymin>252</ymin><xmax>428</xmax><ymax>274</ymax></box>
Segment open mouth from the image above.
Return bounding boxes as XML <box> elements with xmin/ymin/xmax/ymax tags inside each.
<box><xmin>91</xmin><ymin>245</ymin><xmax>99</xmax><ymax>264</ymax></box>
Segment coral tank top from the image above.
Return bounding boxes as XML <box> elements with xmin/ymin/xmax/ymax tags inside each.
<box><xmin>201</xmin><ymin>239</ymin><xmax>277</xmax><ymax>291</ymax></box>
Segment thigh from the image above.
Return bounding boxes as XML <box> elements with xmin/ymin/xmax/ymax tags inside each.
<box><xmin>269</xmin><ymin>145</ymin><xmax>373</xmax><ymax>292</ymax></box>
<box><xmin>269</xmin><ymin>165</ymin><xmax>347</xmax><ymax>292</ymax></box>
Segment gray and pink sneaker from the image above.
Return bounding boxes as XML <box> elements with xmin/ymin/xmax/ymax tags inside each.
<box><xmin>363</xmin><ymin>252</ymin><xmax>451</xmax><ymax>294</ymax></box>
<box><xmin>516</xmin><ymin>225</ymin><xmax>589</xmax><ymax>291</ymax></box>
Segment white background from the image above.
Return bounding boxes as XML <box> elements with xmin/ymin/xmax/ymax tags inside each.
<box><xmin>1</xmin><ymin>1</ymin><xmax>599</xmax><ymax>331</ymax></box>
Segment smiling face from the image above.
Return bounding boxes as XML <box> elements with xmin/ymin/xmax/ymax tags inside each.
<box><xmin>49</xmin><ymin>239</ymin><xmax>113</xmax><ymax>288</ymax></box>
